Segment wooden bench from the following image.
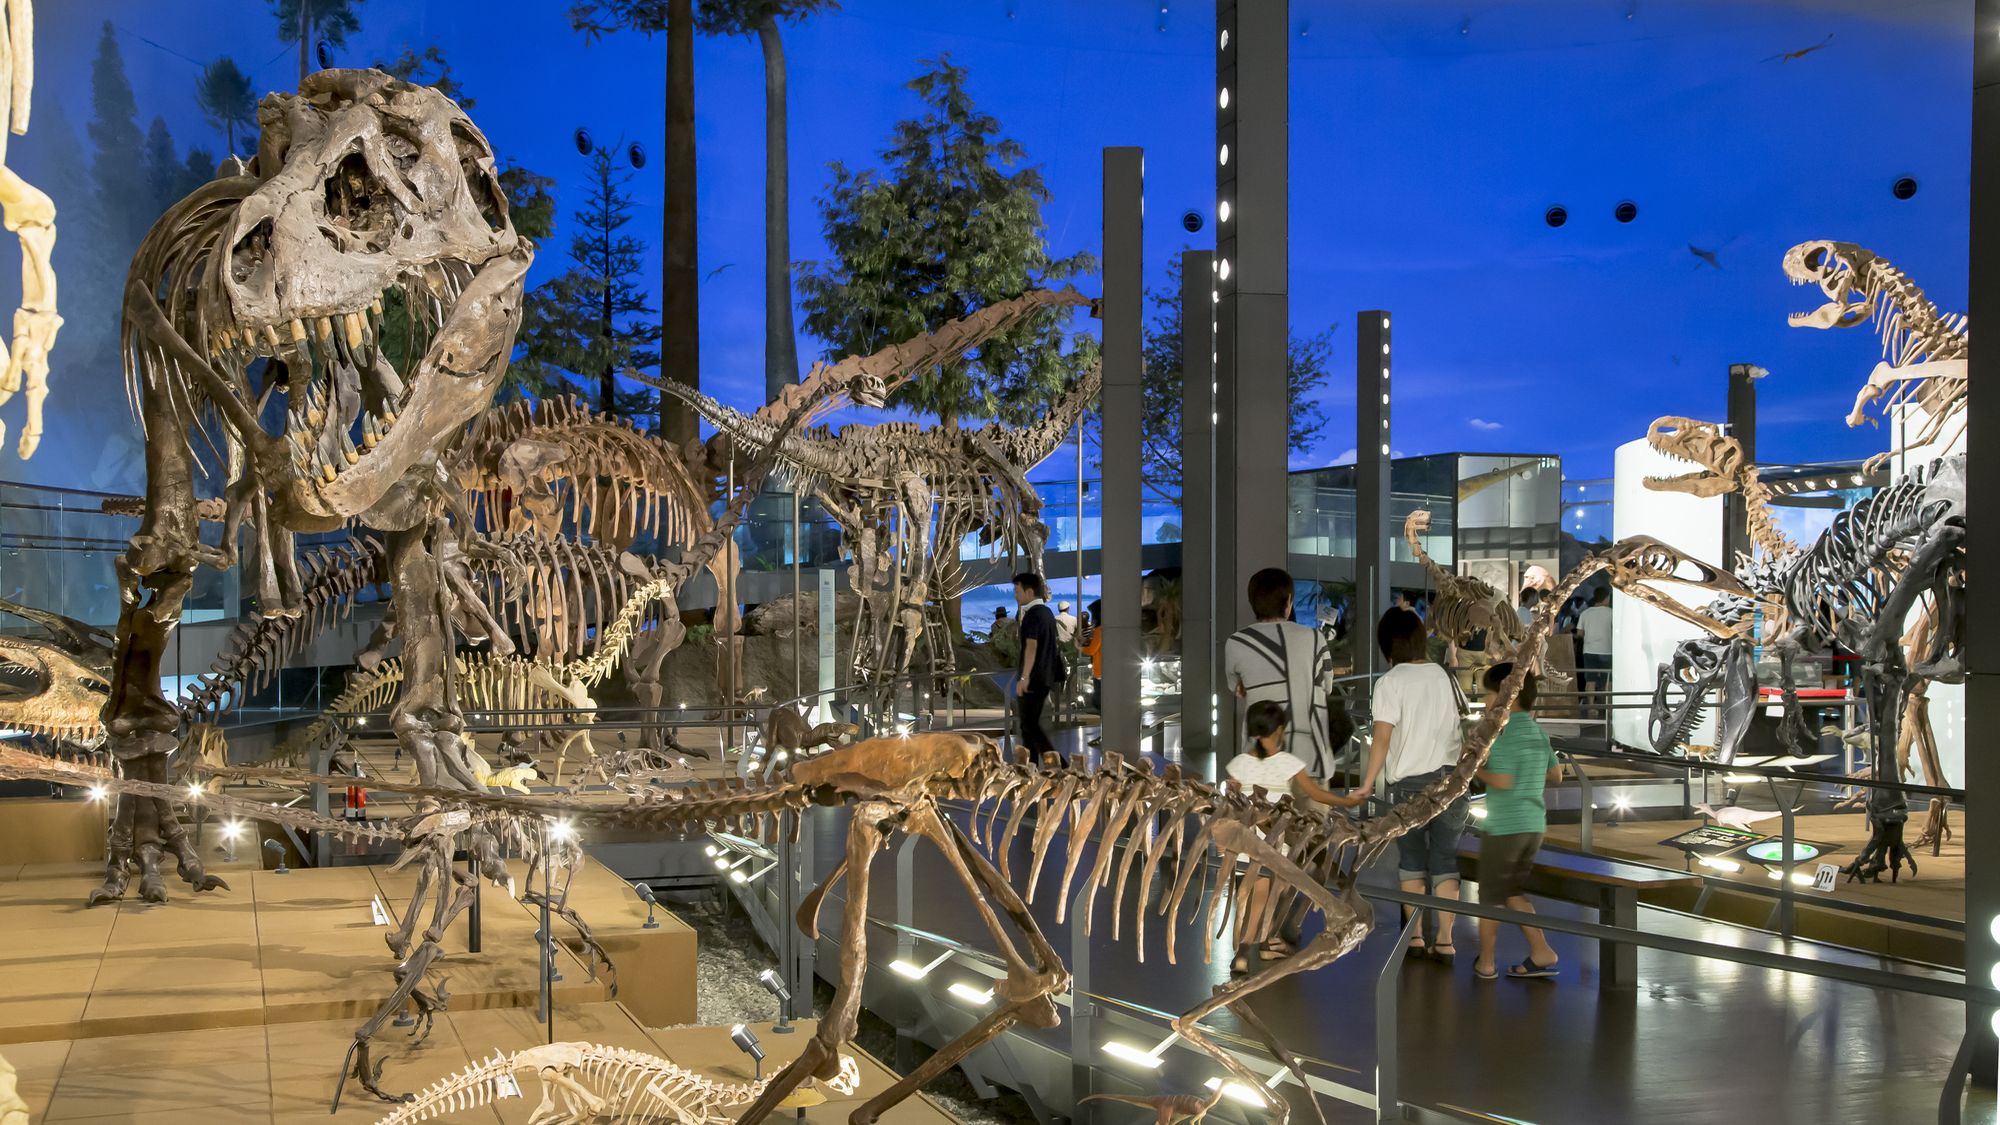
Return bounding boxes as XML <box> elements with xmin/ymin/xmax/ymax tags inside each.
<box><xmin>1455</xmin><ymin>835</ymin><xmax>1699</xmax><ymax>989</ymax></box>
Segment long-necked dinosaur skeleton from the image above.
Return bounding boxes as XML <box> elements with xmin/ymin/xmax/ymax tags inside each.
<box><xmin>662</xmin><ymin>359</ymin><xmax>1101</xmax><ymax>704</ymax></box>
<box><xmin>375</xmin><ymin>1043</ymin><xmax>861</xmax><ymax>1125</ymax></box>
<box><xmin>1784</xmin><ymin>239</ymin><xmax>1967</xmax><ymax>470</ymax></box>
<box><xmin>0</xmin><ymin>0</ymin><xmax>59</xmax><ymax>460</ymax></box>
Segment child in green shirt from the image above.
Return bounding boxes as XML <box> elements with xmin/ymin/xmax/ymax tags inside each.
<box><xmin>1472</xmin><ymin>663</ymin><xmax>1564</xmax><ymax>981</ymax></box>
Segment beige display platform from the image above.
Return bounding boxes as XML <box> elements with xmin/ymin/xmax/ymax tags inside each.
<box><xmin>1544</xmin><ymin>811</ymin><xmax>1964</xmax><ymax>965</ymax></box>
<box><xmin>0</xmin><ymin>854</ymin><xmax>693</xmax><ymax>1045</ymax></box>
<box><xmin>7</xmin><ymin>1003</ymin><xmax>956</xmax><ymax>1124</ymax></box>
<box><xmin>0</xmin><ymin>799</ymin><xmax>106</xmax><ymax>865</ymax></box>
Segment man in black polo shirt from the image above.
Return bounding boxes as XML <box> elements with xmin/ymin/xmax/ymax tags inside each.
<box><xmin>1012</xmin><ymin>571</ymin><xmax>1064</xmax><ymax>758</ymax></box>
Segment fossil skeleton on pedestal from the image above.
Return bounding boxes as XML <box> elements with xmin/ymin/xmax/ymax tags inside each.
<box><xmin>659</xmin><ymin>342</ymin><xmax>1099</xmax><ymax>706</ymax></box>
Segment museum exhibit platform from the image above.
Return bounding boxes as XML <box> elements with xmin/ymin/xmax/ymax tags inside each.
<box><xmin>0</xmin><ymin>854</ymin><xmax>692</xmax><ymax>1046</ymax></box>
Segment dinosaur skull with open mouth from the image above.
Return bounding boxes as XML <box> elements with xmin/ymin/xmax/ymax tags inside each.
<box><xmin>1782</xmin><ymin>239</ymin><xmax>1874</xmax><ymax>330</ymax></box>
<box><xmin>199</xmin><ymin>70</ymin><xmax>530</xmax><ymax>532</ymax></box>
<box><xmin>1643</xmin><ymin>416</ymin><xmax>1745</xmax><ymax>498</ymax></box>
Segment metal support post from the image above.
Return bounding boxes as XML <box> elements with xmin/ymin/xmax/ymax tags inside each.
<box><xmin>1215</xmin><ymin>0</ymin><xmax>1289</xmax><ymax>764</ymax></box>
<box><xmin>1356</xmin><ymin>311</ymin><xmax>1392</xmax><ymax>681</ymax></box>
<box><xmin>1965</xmin><ymin>0</ymin><xmax>2000</xmax><ymax>1090</ymax></box>
<box><xmin>1101</xmin><ymin>145</ymin><xmax>1145</xmax><ymax>754</ymax></box>
<box><xmin>1070</xmin><ymin>881</ymin><xmax>1095</xmax><ymax>1121</ymax></box>
<box><xmin>1725</xmin><ymin>363</ymin><xmax>1761</xmax><ymax>568</ymax></box>
<box><xmin>468</xmin><ymin>857</ymin><xmax>482</xmax><ymax>953</ymax></box>
<box><xmin>1181</xmin><ymin>249</ymin><xmax>1216</xmax><ymax>756</ymax></box>
<box><xmin>1375</xmin><ymin>910</ymin><xmax>1419</xmax><ymax>1122</ymax></box>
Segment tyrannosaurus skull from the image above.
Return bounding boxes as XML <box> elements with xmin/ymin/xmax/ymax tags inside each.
<box><xmin>198</xmin><ymin>69</ymin><xmax>530</xmax><ymax>527</ymax></box>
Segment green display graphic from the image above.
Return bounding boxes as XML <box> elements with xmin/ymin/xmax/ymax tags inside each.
<box><xmin>1744</xmin><ymin>840</ymin><xmax>1821</xmax><ymax>863</ymax></box>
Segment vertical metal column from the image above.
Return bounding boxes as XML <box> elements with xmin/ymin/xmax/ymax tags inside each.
<box><xmin>1180</xmin><ymin>249</ymin><xmax>1216</xmax><ymax>755</ymax></box>
<box><xmin>1100</xmin><ymin>146</ymin><xmax>1145</xmax><ymax>753</ymax></box>
<box><xmin>1215</xmin><ymin>0</ymin><xmax>1289</xmax><ymax>765</ymax></box>
<box><xmin>1724</xmin><ymin>364</ymin><xmax>1761</xmax><ymax>568</ymax></box>
<box><xmin>1355</xmin><ymin>312</ymin><xmax>1392</xmax><ymax>680</ymax></box>
<box><xmin>1963</xmin><ymin>0</ymin><xmax>2000</xmax><ymax>1085</ymax></box>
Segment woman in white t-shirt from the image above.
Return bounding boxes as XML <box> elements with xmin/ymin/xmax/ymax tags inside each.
<box><xmin>1225</xmin><ymin>701</ymin><xmax>1365</xmax><ymax>972</ymax></box>
<box><xmin>1356</xmin><ymin>606</ymin><xmax>1471</xmax><ymax>964</ymax></box>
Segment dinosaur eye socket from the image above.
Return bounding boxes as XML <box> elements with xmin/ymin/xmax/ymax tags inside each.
<box><xmin>324</xmin><ymin>148</ymin><xmax>395</xmax><ymax>235</ymax></box>
<box><xmin>1803</xmin><ymin>246</ymin><xmax>1827</xmax><ymax>271</ymax></box>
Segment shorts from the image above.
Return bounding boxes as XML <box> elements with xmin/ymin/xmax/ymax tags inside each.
<box><xmin>1389</xmin><ymin>767</ymin><xmax>1471</xmax><ymax>882</ymax></box>
<box><xmin>1478</xmin><ymin>831</ymin><xmax>1543</xmax><ymax>905</ymax></box>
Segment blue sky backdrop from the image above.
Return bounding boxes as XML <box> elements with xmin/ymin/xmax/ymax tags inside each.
<box><xmin>21</xmin><ymin>0</ymin><xmax>1970</xmax><ymax>487</ymax></box>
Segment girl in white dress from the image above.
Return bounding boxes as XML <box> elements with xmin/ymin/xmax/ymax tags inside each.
<box><xmin>1225</xmin><ymin>701</ymin><xmax>1365</xmax><ymax>972</ymax></box>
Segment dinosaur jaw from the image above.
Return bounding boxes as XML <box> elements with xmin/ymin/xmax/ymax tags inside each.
<box><xmin>1643</xmin><ymin>416</ymin><xmax>1743</xmax><ymax>497</ymax></box>
<box><xmin>0</xmin><ymin>636</ymin><xmax>109</xmax><ymax>742</ymax></box>
<box><xmin>1782</xmin><ymin>239</ymin><xmax>1872</xmax><ymax>330</ymax></box>
<box><xmin>220</xmin><ymin>245</ymin><xmax>529</xmax><ymax>522</ymax></box>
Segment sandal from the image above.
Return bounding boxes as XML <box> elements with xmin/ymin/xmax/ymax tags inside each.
<box><xmin>1506</xmin><ymin>956</ymin><xmax>1558</xmax><ymax>979</ymax></box>
<box><xmin>1428</xmin><ymin>944</ymin><xmax>1457</xmax><ymax>966</ymax></box>
<box><xmin>1258</xmin><ymin>939</ymin><xmax>1295</xmax><ymax>961</ymax></box>
<box><xmin>1473</xmin><ymin>961</ymin><xmax>1498</xmax><ymax>981</ymax></box>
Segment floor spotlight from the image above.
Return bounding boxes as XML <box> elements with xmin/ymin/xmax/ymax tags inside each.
<box><xmin>631</xmin><ymin>881</ymin><xmax>660</xmax><ymax>929</ymax></box>
<box><xmin>263</xmin><ymin>839</ymin><xmax>289</xmax><ymax>874</ymax></box>
<box><xmin>730</xmin><ymin>1023</ymin><xmax>766</xmax><ymax>1079</ymax></box>
<box><xmin>757</xmin><ymin>968</ymin><xmax>794</xmax><ymax>1033</ymax></box>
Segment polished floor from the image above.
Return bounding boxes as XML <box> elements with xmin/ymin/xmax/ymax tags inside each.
<box><xmin>799</xmin><ymin>727</ymin><xmax>1992</xmax><ymax>1125</ymax></box>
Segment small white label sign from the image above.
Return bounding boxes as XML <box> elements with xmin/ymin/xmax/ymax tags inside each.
<box><xmin>494</xmin><ymin>1073</ymin><xmax>521</xmax><ymax>1099</ymax></box>
<box><xmin>442</xmin><ymin>809</ymin><xmax>471</xmax><ymax>830</ymax></box>
<box><xmin>1812</xmin><ymin>863</ymin><xmax>1839</xmax><ymax>893</ymax></box>
<box><xmin>369</xmin><ymin>895</ymin><xmax>390</xmax><ymax>926</ymax></box>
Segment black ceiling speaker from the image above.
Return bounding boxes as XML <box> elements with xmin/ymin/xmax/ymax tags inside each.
<box><xmin>574</xmin><ymin>127</ymin><xmax>594</xmax><ymax>156</ymax></box>
<box><xmin>316</xmin><ymin>40</ymin><xmax>334</xmax><ymax>69</ymax></box>
<box><xmin>1544</xmin><ymin>205</ymin><xmax>1568</xmax><ymax>228</ymax></box>
<box><xmin>1892</xmin><ymin>177</ymin><xmax>1918</xmax><ymax>200</ymax></box>
<box><xmin>1181</xmin><ymin>210</ymin><xmax>1204</xmax><ymax>233</ymax></box>
<box><xmin>1614</xmin><ymin>200</ymin><xmax>1638</xmax><ymax>223</ymax></box>
<box><xmin>627</xmin><ymin>142</ymin><xmax>647</xmax><ymax>170</ymax></box>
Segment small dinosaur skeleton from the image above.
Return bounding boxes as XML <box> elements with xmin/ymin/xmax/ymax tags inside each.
<box><xmin>1783</xmin><ymin>239</ymin><xmax>1968</xmax><ymax>471</ymax></box>
<box><xmin>1402</xmin><ymin>510</ymin><xmax>1520</xmax><ymax>652</ymax></box>
<box><xmin>374</xmin><ymin>1043</ymin><xmax>861</xmax><ymax>1125</ymax></box>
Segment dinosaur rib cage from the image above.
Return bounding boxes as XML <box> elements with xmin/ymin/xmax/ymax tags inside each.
<box><xmin>460</xmin><ymin>395</ymin><xmax>707</xmax><ymax>549</ymax></box>
<box><xmin>1781</xmin><ymin>456</ymin><xmax>1961</xmax><ymax>650</ymax></box>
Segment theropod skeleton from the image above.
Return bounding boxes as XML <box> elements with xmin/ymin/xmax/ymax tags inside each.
<box><xmin>212</xmin><ymin>539</ymin><xmax>1716</xmax><ymax>1123</ymax></box>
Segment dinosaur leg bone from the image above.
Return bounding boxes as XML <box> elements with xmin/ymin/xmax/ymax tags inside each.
<box><xmin>734</xmin><ymin>800</ymin><xmax>895</xmax><ymax>1125</ymax></box>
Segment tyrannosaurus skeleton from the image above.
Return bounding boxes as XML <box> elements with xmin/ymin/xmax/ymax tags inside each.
<box><xmin>97</xmin><ymin>69</ymin><xmax>532</xmax><ymax>911</ymax></box>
